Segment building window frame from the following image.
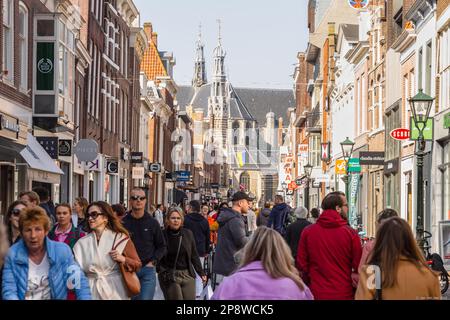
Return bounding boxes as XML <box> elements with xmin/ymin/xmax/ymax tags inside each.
<box><xmin>19</xmin><ymin>2</ymin><xmax>28</xmax><ymax>91</ymax></box>
<box><xmin>2</xmin><ymin>0</ymin><xmax>14</xmax><ymax>83</ymax></box>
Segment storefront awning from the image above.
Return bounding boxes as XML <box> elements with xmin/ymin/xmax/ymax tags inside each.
<box><xmin>20</xmin><ymin>133</ymin><xmax>64</xmax><ymax>175</ymax></box>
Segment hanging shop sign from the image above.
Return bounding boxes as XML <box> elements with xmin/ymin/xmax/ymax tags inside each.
<box><xmin>410</xmin><ymin>117</ymin><xmax>434</xmax><ymax>141</ymax></box>
<box><xmin>335</xmin><ymin>159</ymin><xmax>347</xmax><ymax>175</ymax></box>
<box><xmin>384</xmin><ymin>159</ymin><xmax>399</xmax><ymax>175</ymax></box>
<box><xmin>58</xmin><ymin>139</ymin><xmax>72</xmax><ymax>157</ymax></box>
<box><xmin>390</xmin><ymin>128</ymin><xmax>410</xmax><ymax>141</ymax></box>
<box><xmin>107</xmin><ymin>161</ymin><xmax>119</xmax><ymax>174</ymax></box>
<box><xmin>74</xmin><ymin>139</ymin><xmax>98</xmax><ymax>162</ymax></box>
<box><xmin>131</xmin><ymin>152</ymin><xmax>143</xmax><ymax>164</ymax></box>
<box><xmin>36</xmin><ymin>136</ymin><xmax>59</xmax><ymax>159</ymax></box>
<box><xmin>359</xmin><ymin>151</ymin><xmax>385</xmax><ymax>165</ymax></box>
<box><xmin>176</xmin><ymin>171</ymin><xmax>191</xmax><ymax>182</ymax></box>
<box><xmin>347</xmin><ymin>158</ymin><xmax>361</xmax><ymax>173</ymax></box>
<box><xmin>348</xmin><ymin>0</ymin><xmax>369</xmax><ymax>9</ymax></box>
<box><xmin>132</xmin><ymin>167</ymin><xmax>145</xmax><ymax>180</ymax></box>
<box><xmin>321</xmin><ymin>142</ymin><xmax>331</xmax><ymax>161</ymax></box>
<box><xmin>149</xmin><ymin>163</ymin><xmax>161</xmax><ymax>173</ymax></box>
<box><xmin>348</xmin><ymin>173</ymin><xmax>360</xmax><ymax>228</ymax></box>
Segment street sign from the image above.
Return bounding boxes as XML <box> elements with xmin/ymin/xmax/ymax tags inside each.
<box><xmin>176</xmin><ymin>171</ymin><xmax>190</xmax><ymax>182</ymax></box>
<box><xmin>132</xmin><ymin>167</ymin><xmax>145</xmax><ymax>179</ymax></box>
<box><xmin>107</xmin><ymin>161</ymin><xmax>118</xmax><ymax>174</ymax></box>
<box><xmin>149</xmin><ymin>163</ymin><xmax>161</xmax><ymax>173</ymax></box>
<box><xmin>74</xmin><ymin>139</ymin><xmax>98</xmax><ymax>162</ymax></box>
<box><xmin>410</xmin><ymin>117</ymin><xmax>434</xmax><ymax>141</ymax></box>
<box><xmin>131</xmin><ymin>152</ymin><xmax>143</xmax><ymax>164</ymax></box>
<box><xmin>58</xmin><ymin>139</ymin><xmax>72</xmax><ymax>157</ymax></box>
<box><xmin>390</xmin><ymin>128</ymin><xmax>410</xmax><ymax>141</ymax></box>
<box><xmin>335</xmin><ymin>160</ymin><xmax>347</xmax><ymax>175</ymax></box>
<box><xmin>359</xmin><ymin>151</ymin><xmax>385</xmax><ymax>165</ymax></box>
<box><xmin>348</xmin><ymin>158</ymin><xmax>361</xmax><ymax>173</ymax></box>
<box><xmin>37</xmin><ymin>136</ymin><xmax>59</xmax><ymax>159</ymax></box>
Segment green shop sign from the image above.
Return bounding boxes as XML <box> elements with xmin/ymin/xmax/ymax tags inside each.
<box><xmin>444</xmin><ymin>113</ymin><xmax>450</xmax><ymax>129</ymax></box>
<box><xmin>348</xmin><ymin>158</ymin><xmax>361</xmax><ymax>173</ymax></box>
<box><xmin>410</xmin><ymin>117</ymin><xmax>434</xmax><ymax>141</ymax></box>
<box><xmin>36</xmin><ymin>42</ymin><xmax>55</xmax><ymax>91</ymax></box>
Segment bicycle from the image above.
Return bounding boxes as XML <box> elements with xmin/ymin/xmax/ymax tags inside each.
<box><xmin>423</xmin><ymin>230</ymin><xmax>449</xmax><ymax>294</ymax></box>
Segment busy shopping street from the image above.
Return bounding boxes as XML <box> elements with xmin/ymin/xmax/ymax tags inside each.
<box><xmin>0</xmin><ymin>0</ymin><xmax>450</xmax><ymax>306</ymax></box>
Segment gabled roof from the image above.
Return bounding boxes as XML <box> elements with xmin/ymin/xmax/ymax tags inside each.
<box><xmin>141</xmin><ymin>40</ymin><xmax>167</xmax><ymax>80</ymax></box>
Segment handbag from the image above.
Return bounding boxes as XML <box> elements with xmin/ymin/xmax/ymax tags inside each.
<box><xmin>160</xmin><ymin>235</ymin><xmax>183</xmax><ymax>284</ymax></box>
<box><xmin>112</xmin><ymin>233</ymin><xmax>141</xmax><ymax>297</ymax></box>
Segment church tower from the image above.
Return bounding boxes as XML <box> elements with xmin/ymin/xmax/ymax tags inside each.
<box><xmin>192</xmin><ymin>25</ymin><xmax>207</xmax><ymax>88</ymax></box>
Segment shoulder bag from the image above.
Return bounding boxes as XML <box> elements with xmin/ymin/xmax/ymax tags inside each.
<box><xmin>112</xmin><ymin>233</ymin><xmax>141</xmax><ymax>297</ymax></box>
<box><xmin>160</xmin><ymin>235</ymin><xmax>183</xmax><ymax>283</ymax></box>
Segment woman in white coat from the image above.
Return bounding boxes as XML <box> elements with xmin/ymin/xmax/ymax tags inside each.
<box><xmin>73</xmin><ymin>201</ymin><xmax>141</xmax><ymax>300</ymax></box>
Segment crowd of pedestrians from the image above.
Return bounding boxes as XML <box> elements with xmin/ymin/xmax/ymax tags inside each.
<box><xmin>0</xmin><ymin>186</ymin><xmax>443</xmax><ymax>300</ymax></box>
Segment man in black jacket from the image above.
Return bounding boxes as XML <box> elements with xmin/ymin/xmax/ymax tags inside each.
<box><xmin>183</xmin><ymin>200</ymin><xmax>210</xmax><ymax>298</ymax></box>
<box><xmin>122</xmin><ymin>188</ymin><xmax>167</xmax><ymax>300</ymax></box>
<box><xmin>213</xmin><ymin>192</ymin><xmax>251</xmax><ymax>287</ymax></box>
<box><xmin>284</xmin><ymin>206</ymin><xmax>311</xmax><ymax>259</ymax></box>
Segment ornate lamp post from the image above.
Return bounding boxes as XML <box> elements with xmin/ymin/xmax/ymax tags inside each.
<box><xmin>340</xmin><ymin>137</ymin><xmax>355</xmax><ymax>199</ymax></box>
<box><xmin>408</xmin><ymin>89</ymin><xmax>434</xmax><ymax>251</ymax></box>
<box><xmin>304</xmin><ymin>163</ymin><xmax>313</xmax><ymax>211</ymax></box>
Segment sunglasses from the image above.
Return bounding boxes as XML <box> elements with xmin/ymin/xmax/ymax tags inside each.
<box><xmin>87</xmin><ymin>211</ymin><xmax>104</xmax><ymax>220</ymax></box>
<box><xmin>11</xmin><ymin>209</ymin><xmax>22</xmax><ymax>217</ymax></box>
<box><xmin>130</xmin><ymin>196</ymin><xmax>146</xmax><ymax>201</ymax></box>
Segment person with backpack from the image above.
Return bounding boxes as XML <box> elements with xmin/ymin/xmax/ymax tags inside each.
<box><xmin>267</xmin><ymin>195</ymin><xmax>291</xmax><ymax>236</ymax></box>
<box><xmin>296</xmin><ymin>191</ymin><xmax>362</xmax><ymax>300</ymax></box>
<box><xmin>257</xmin><ymin>202</ymin><xmax>271</xmax><ymax>227</ymax></box>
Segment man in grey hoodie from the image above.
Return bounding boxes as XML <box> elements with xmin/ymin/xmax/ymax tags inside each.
<box><xmin>212</xmin><ymin>191</ymin><xmax>251</xmax><ymax>287</ymax></box>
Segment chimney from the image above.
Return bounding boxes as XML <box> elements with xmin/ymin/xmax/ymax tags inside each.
<box><xmin>152</xmin><ymin>32</ymin><xmax>158</xmax><ymax>48</ymax></box>
<box><xmin>143</xmin><ymin>22</ymin><xmax>153</xmax><ymax>41</ymax></box>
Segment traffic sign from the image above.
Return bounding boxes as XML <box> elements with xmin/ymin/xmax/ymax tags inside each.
<box><xmin>74</xmin><ymin>139</ymin><xmax>98</xmax><ymax>162</ymax></box>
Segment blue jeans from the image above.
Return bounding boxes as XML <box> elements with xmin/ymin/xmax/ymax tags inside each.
<box><xmin>132</xmin><ymin>266</ymin><xmax>156</xmax><ymax>300</ymax></box>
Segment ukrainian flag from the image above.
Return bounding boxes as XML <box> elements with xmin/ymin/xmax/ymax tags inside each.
<box><xmin>237</xmin><ymin>151</ymin><xmax>246</xmax><ymax>167</ymax></box>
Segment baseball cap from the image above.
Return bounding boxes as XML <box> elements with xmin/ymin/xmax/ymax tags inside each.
<box><xmin>231</xmin><ymin>191</ymin><xmax>254</xmax><ymax>202</ymax></box>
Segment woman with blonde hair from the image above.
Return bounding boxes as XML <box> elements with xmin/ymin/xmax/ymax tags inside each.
<box><xmin>157</xmin><ymin>207</ymin><xmax>206</xmax><ymax>300</ymax></box>
<box><xmin>211</xmin><ymin>226</ymin><xmax>313</xmax><ymax>300</ymax></box>
<box><xmin>73</xmin><ymin>201</ymin><xmax>141</xmax><ymax>300</ymax></box>
<box><xmin>356</xmin><ymin>217</ymin><xmax>440</xmax><ymax>300</ymax></box>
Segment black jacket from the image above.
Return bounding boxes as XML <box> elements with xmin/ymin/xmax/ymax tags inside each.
<box><xmin>122</xmin><ymin>211</ymin><xmax>167</xmax><ymax>266</ymax></box>
<box><xmin>212</xmin><ymin>208</ymin><xmax>249</xmax><ymax>276</ymax></box>
<box><xmin>284</xmin><ymin>218</ymin><xmax>311</xmax><ymax>258</ymax></box>
<box><xmin>183</xmin><ymin>212</ymin><xmax>211</xmax><ymax>257</ymax></box>
<box><xmin>257</xmin><ymin>208</ymin><xmax>271</xmax><ymax>227</ymax></box>
<box><xmin>157</xmin><ymin>228</ymin><xmax>205</xmax><ymax>278</ymax></box>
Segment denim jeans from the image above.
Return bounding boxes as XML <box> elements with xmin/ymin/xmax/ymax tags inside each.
<box><xmin>132</xmin><ymin>266</ymin><xmax>156</xmax><ymax>300</ymax></box>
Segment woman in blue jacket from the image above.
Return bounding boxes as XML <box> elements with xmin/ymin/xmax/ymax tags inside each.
<box><xmin>2</xmin><ymin>207</ymin><xmax>91</xmax><ymax>300</ymax></box>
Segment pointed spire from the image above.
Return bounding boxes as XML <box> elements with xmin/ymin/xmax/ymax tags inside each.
<box><xmin>217</xmin><ymin>19</ymin><xmax>222</xmax><ymax>45</ymax></box>
<box><xmin>192</xmin><ymin>22</ymin><xmax>207</xmax><ymax>87</ymax></box>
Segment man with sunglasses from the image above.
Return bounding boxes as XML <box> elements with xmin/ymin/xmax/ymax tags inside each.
<box><xmin>122</xmin><ymin>188</ymin><xmax>167</xmax><ymax>300</ymax></box>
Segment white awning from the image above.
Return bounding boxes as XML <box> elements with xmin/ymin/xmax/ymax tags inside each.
<box><xmin>20</xmin><ymin>133</ymin><xmax>64</xmax><ymax>175</ymax></box>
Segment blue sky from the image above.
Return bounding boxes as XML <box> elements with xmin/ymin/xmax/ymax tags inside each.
<box><xmin>134</xmin><ymin>0</ymin><xmax>309</xmax><ymax>89</ymax></box>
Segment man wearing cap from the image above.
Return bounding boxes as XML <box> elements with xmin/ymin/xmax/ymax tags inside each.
<box><xmin>212</xmin><ymin>192</ymin><xmax>251</xmax><ymax>287</ymax></box>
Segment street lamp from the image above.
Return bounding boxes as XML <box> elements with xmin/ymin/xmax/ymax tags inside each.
<box><xmin>340</xmin><ymin>137</ymin><xmax>355</xmax><ymax>199</ymax></box>
<box><xmin>304</xmin><ymin>163</ymin><xmax>313</xmax><ymax>210</ymax></box>
<box><xmin>409</xmin><ymin>89</ymin><xmax>434</xmax><ymax>251</ymax></box>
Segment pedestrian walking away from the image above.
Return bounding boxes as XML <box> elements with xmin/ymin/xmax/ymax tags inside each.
<box><xmin>256</xmin><ymin>202</ymin><xmax>271</xmax><ymax>227</ymax></box>
<box><xmin>267</xmin><ymin>195</ymin><xmax>291</xmax><ymax>236</ymax></box>
<box><xmin>297</xmin><ymin>191</ymin><xmax>362</xmax><ymax>300</ymax></box>
<box><xmin>2</xmin><ymin>207</ymin><xmax>91</xmax><ymax>300</ymax></box>
<box><xmin>157</xmin><ymin>207</ymin><xmax>207</xmax><ymax>300</ymax></box>
<box><xmin>356</xmin><ymin>217</ymin><xmax>441</xmax><ymax>300</ymax></box>
<box><xmin>284</xmin><ymin>206</ymin><xmax>311</xmax><ymax>260</ymax></box>
<box><xmin>212</xmin><ymin>226</ymin><xmax>313</xmax><ymax>300</ymax></box>
<box><xmin>122</xmin><ymin>188</ymin><xmax>167</xmax><ymax>300</ymax></box>
<box><xmin>73</xmin><ymin>201</ymin><xmax>142</xmax><ymax>300</ymax></box>
<box><xmin>212</xmin><ymin>192</ymin><xmax>251</xmax><ymax>286</ymax></box>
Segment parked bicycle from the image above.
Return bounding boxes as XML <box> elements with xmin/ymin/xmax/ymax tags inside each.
<box><xmin>423</xmin><ymin>230</ymin><xmax>449</xmax><ymax>294</ymax></box>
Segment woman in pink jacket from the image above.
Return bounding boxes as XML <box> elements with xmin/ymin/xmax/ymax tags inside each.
<box><xmin>211</xmin><ymin>226</ymin><xmax>313</xmax><ymax>300</ymax></box>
